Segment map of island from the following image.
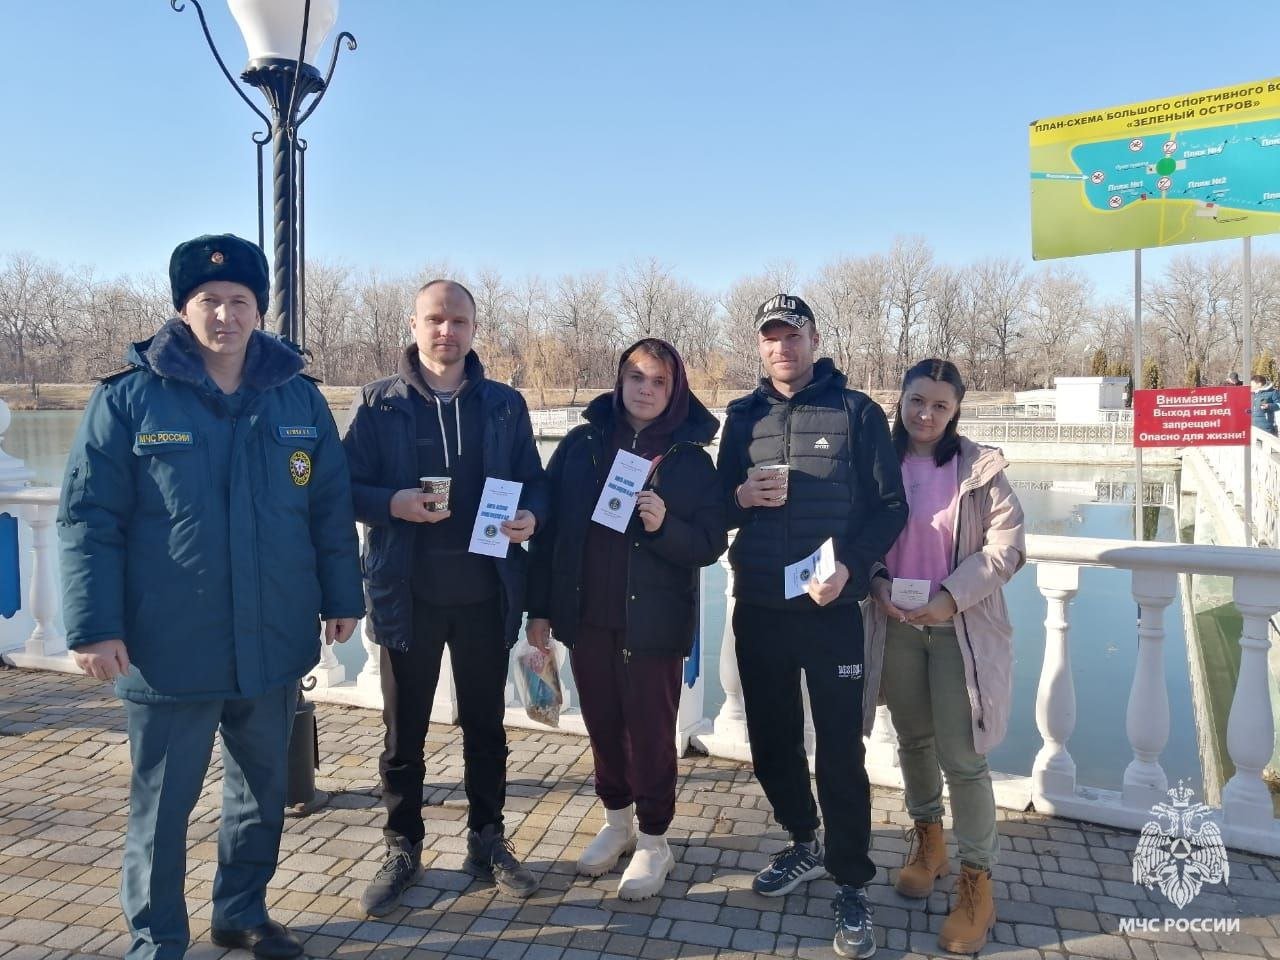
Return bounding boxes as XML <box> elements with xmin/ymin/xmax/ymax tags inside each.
<box><xmin>1030</xmin><ymin>79</ymin><xmax>1280</xmax><ymax>259</ymax></box>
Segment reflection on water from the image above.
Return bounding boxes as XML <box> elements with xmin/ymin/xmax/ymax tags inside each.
<box><xmin>6</xmin><ymin>412</ymin><xmax>1198</xmax><ymax>790</ymax></box>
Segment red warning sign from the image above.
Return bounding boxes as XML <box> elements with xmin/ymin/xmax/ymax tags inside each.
<box><xmin>1132</xmin><ymin>387</ymin><xmax>1251</xmax><ymax>447</ymax></box>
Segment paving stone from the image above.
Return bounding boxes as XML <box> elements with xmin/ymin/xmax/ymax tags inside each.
<box><xmin>665</xmin><ymin>921</ymin><xmax>731</xmax><ymax>949</ymax></box>
<box><xmin>3</xmin><ymin>670</ymin><xmax>1273</xmax><ymax>960</ymax></box>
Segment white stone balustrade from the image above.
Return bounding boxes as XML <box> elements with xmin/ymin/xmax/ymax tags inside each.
<box><xmin>1024</xmin><ymin>534</ymin><xmax>1280</xmax><ymax>855</ymax></box>
<box><xmin>1123</xmin><ymin>569</ymin><xmax>1176</xmax><ymax>811</ymax></box>
<box><xmin>4</xmin><ymin>417</ymin><xmax>1280</xmax><ymax>855</ymax></box>
<box><xmin>1033</xmin><ymin>562</ymin><xmax>1079</xmax><ymax>804</ymax></box>
<box><xmin>1</xmin><ymin>487</ymin><xmax>76</xmax><ymax>675</ymax></box>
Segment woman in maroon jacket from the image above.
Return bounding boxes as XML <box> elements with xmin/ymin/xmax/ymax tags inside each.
<box><xmin>526</xmin><ymin>339</ymin><xmax>726</xmax><ymax>900</ymax></box>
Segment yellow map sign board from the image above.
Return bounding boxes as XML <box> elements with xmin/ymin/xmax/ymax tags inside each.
<box><xmin>1030</xmin><ymin>78</ymin><xmax>1280</xmax><ymax>259</ymax></box>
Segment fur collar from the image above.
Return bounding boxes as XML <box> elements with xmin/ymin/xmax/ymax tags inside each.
<box><xmin>129</xmin><ymin>318</ymin><xmax>305</xmax><ymax>392</ymax></box>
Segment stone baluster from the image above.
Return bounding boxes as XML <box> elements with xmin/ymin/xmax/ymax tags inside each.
<box><xmin>675</xmin><ymin>567</ymin><xmax>711</xmax><ymax>751</ymax></box>
<box><xmin>1123</xmin><ymin>569</ymin><xmax>1176</xmax><ymax>811</ymax></box>
<box><xmin>23</xmin><ymin>502</ymin><xmax>68</xmax><ymax>664</ymax></box>
<box><xmin>351</xmin><ymin>524</ymin><xmax>383</xmax><ymax>707</ymax></box>
<box><xmin>694</xmin><ymin>537</ymin><xmax>752</xmax><ymax>761</ymax></box>
<box><xmin>1032</xmin><ymin>562</ymin><xmax>1080</xmax><ymax>804</ymax></box>
<box><xmin>354</xmin><ymin>620</ymin><xmax>383</xmax><ymax>704</ymax></box>
<box><xmin>865</xmin><ymin>704</ymin><xmax>901</xmax><ymax>777</ymax></box>
<box><xmin>307</xmin><ymin>628</ymin><xmax>346</xmax><ymax>689</ymax></box>
<box><xmin>1221</xmin><ymin>574</ymin><xmax>1280</xmax><ymax>837</ymax></box>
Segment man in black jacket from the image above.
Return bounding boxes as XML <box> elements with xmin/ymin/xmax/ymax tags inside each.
<box><xmin>717</xmin><ymin>294</ymin><xmax>907</xmax><ymax>959</ymax></box>
<box><xmin>343</xmin><ymin>280</ymin><xmax>548</xmax><ymax>916</ymax></box>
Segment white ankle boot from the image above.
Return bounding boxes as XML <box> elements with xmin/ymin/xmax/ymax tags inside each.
<box><xmin>576</xmin><ymin>804</ymin><xmax>637</xmax><ymax>877</ymax></box>
<box><xmin>617</xmin><ymin>832</ymin><xmax>674</xmax><ymax>901</ymax></box>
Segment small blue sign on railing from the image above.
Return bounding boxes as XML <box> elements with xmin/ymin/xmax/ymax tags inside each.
<box><xmin>0</xmin><ymin>513</ymin><xmax>18</xmax><ymax>619</ymax></box>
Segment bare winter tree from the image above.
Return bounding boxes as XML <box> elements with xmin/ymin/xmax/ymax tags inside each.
<box><xmin>304</xmin><ymin>260</ymin><xmax>353</xmax><ymax>384</ymax></box>
<box><xmin>886</xmin><ymin>236</ymin><xmax>935</xmax><ymax>380</ymax></box>
<box><xmin>352</xmin><ymin>270</ymin><xmax>413</xmax><ymax>383</ymax></box>
<box><xmin>971</xmin><ymin>257</ymin><xmax>1030</xmax><ymax>388</ymax></box>
<box><xmin>550</xmin><ymin>272</ymin><xmax>616</xmax><ymax>404</ymax></box>
<box><xmin>1024</xmin><ymin>265</ymin><xmax>1094</xmax><ymax>387</ymax></box>
<box><xmin>471</xmin><ymin>269</ymin><xmax>518</xmax><ymax>383</ymax></box>
<box><xmin>0</xmin><ymin>254</ymin><xmax>46</xmax><ymax>382</ymax></box>
<box><xmin>1144</xmin><ymin>255</ymin><xmax>1232</xmax><ymax>384</ymax></box>
<box><xmin>807</xmin><ymin>255</ymin><xmax>890</xmax><ymax>392</ymax></box>
<box><xmin>615</xmin><ymin>258</ymin><xmax>679</xmax><ymax>343</ymax></box>
<box><xmin>923</xmin><ymin>265</ymin><xmax>969</xmax><ymax>364</ymax></box>
<box><xmin>9</xmin><ymin>243</ymin><xmax>1279</xmax><ymax>395</ymax></box>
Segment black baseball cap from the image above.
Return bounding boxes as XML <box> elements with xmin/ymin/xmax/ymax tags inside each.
<box><xmin>755</xmin><ymin>293</ymin><xmax>814</xmax><ymax>331</ymax></box>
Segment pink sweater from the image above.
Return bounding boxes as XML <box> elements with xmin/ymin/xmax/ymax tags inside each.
<box><xmin>885</xmin><ymin>454</ymin><xmax>958</xmax><ymax>599</ymax></box>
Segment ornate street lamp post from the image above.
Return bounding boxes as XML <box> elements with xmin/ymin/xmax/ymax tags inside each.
<box><xmin>173</xmin><ymin>0</ymin><xmax>356</xmax><ymax>816</ymax></box>
<box><xmin>171</xmin><ymin>0</ymin><xmax>355</xmax><ymax>347</ymax></box>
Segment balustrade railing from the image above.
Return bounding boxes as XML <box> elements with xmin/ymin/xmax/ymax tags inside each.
<box><xmin>4</xmin><ymin>408</ymin><xmax>1278</xmax><ymax>856</ymax></box>
<box><xmin>1195</xmin><ymin>429</ymin><xmax>1280</xmax><ymax>547</ymax></box>
<box><xmin>963</xmin><ymin>420</ymin><xmax>1132</xmax><ymax>445</ymax></box>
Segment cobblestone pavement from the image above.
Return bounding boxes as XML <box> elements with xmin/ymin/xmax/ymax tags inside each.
<box><xmin>1</xmin><ymin>667</ymin><xmax>1277</xmax><ymax>960</ymax></box>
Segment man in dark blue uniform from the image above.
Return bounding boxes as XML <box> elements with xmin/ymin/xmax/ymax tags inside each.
<box><xmin>58</xmin><ymin>234</ymin><xmax>364</xmax><ymax>960</ymax></box>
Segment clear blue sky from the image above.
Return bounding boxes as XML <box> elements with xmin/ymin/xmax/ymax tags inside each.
<box><xmin>3</xmin><ymin>1</ymin><xmax>1279</xmax><ymax>301</ymax></box>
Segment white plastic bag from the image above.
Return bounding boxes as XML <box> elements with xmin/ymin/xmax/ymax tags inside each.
<box><xmin>513</xmin><ymin>637</ymin><xmax>563</xmax><ymax>727</ymax></box>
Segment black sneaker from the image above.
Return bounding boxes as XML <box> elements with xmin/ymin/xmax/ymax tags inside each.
<box><xmin>833</xmin><ymin>884</ymin><xmax>877</xmax><ymax>959</ymax></box>
<box><xmin>466</xmin><ymin>823</ymin><xmax>538</xmax><ymax>898</ymax></box>
<box><xmin>752</xmin><ymin>839</ymin><xmax>826</xmax><ymax>897</ymax></box>
<box><xmin>361</xmin><ymin>836</ymin><xmax>421</xmax><ymax>917</ymax></box>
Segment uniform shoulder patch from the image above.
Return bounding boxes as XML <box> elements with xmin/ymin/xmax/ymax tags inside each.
<box><xmin>97</xmin><ymin>364</ymin><xmax>142</xmax><ymax>383</ymax></box>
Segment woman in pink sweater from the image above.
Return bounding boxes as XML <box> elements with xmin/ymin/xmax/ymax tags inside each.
<box><xmin>866</xmin><ymin>358</ymin><xmax>1026</xmax><ymax>954</ymax></box>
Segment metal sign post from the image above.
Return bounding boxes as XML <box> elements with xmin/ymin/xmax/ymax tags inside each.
<box><xmin>1134</xmin><ymin>250</ymin><xmax>1144</xmax><ymax>541</ymax></box>
<box><xmin>1243</xmin><ymin>237</ymin><xmax>1254</xmax><ymax>546</ymax></box>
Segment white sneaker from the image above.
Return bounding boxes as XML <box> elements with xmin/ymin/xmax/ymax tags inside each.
<box><xmin>576</xmin><ymin>804</ymin><xmax>637</xmax><ymax>877</ymax></box>
<box><xmin>617</xmin><ymin>832</ymin><xmax>674</xmax><ymax>901</ymax></box>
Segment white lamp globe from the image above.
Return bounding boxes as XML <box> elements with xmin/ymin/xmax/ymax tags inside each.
<box><xmin>227</xmin><ymin>0</ymin><xmax>339</xmax><ymax>68</ymax></box>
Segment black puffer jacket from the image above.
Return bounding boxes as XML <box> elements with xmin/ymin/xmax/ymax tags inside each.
<box><xmin>716</xmin><ymin>358</ymin><xmax>907</xmax><ymax>610</ymax></box>
<box><xmin>527</xmin><ymin>393</ymin><xmax>727</xmax><ymax>655</ymax></box>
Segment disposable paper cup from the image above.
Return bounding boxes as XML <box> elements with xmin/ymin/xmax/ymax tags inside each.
<box><xmin>749</xmin><ymin>464</ymin><xmax>790</xmax><ymax>502</ymax></box>
<box><xmin>419</xmin><ymin>476</ymin><xmax>451</xmax><ymax>512</ymax></box>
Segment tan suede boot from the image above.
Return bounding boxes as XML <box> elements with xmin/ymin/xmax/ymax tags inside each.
<box><xmin>894</xmin><ymin>820</ymin><xmax>950</xmax><ymax>898</ymax></box>
<box><xmin>938</xmin><ymin>865</ymin><xmax>996</xmax><ymax>954</ymax></box>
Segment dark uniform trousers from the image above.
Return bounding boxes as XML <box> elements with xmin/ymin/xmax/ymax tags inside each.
<box><xmin>733</xmin><ymin>601</ymin><xmax>877</xmax><ymax>889</ymax></box>
<box><xmin>379</xmin><ymin>599</ymin><xmax>509</xmax><ymax>841</ymax></box>
<box><xmin>120</xmin><ymin>685</ymin><xmax>294</xmax><ymax>960</ymax></box>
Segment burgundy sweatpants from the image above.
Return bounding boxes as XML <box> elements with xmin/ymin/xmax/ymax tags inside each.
<box><xmin>570</xmin><ymin>624</ymin><xmax>683</xmax><ymax>835</ymax></box>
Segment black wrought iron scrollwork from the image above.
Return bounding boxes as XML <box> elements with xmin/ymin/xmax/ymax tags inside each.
<box><xmin>172</xmin><ymin>0</ymin><xmax>356</xmax><ymax>345</ymax></box>
<box><xmin>169</xmin><ymin>0</ymin><xmax>270</xmax><ymax>129</ymax></box>
<box><xmin>297</xmin><ymin>33</ymin><xmax>358</xmax><ymax>127</ymax></box>
<box><xmin>301</xmin><ymin>674</ymin><xmax>318</xmax><ymax>693</ymax></box>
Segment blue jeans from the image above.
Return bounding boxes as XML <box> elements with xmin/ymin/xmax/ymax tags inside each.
<box><xmin>120</xmin><ymin>685</ymin><xmax>294</xmax><ymax>960</ymax></box>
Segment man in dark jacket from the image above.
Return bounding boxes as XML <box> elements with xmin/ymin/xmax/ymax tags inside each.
<box><xmin>58</xmin><ymin>234</ymin><xmax>364</xmax><ymax>960</ymax></box>
<box><xmin>717</xmin><ymin>294</ymin><xmax>907</xmax><ymax>960</ymax></box>
<box><xmin>343</xmin><ymin>279</ymin><xmax>548</xmax><ymax>915</ymax></box>
<box><xmin>1250</xmin><ymin>374</ymin><xmax>1278</xmax><ymax>435</ymax></box>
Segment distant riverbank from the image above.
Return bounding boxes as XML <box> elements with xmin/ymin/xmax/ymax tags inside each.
<box><xmin>1</xmin><ymin>382</ymin><xmax>619</xmax><ymax>412</ymax></box>
<box><xmin>1</xmin><ymin>382</ymin><xmax>927</xmax><ymax>412</ymax></box>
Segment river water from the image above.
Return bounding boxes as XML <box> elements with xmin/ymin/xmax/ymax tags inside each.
<box><xmin>6</xmin><ymin>409</ymin><xmax>1196</xmax><ymax>791</ymax></box>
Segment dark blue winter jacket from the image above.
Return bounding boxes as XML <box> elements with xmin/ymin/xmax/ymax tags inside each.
<box><xmin>342</xmin><ymin>349</ymin><xmax>548</xmax><ymax>651</ymax></box>
<box><xmin>1251</xmin><ymin>387</ymin><xmax>1278</xmax><ymax>433</ymax></box>
<box><xmin>57</xmin><ymin>319</ymin><xmax>364</xmax><ymax>703</ymax></box>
